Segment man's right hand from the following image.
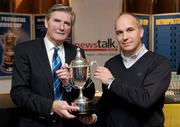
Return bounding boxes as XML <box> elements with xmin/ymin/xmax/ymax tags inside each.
<box><xmin>52</xmin><ymin>100</ymin><xmax>79</xmax><ymax>119</ymax></box>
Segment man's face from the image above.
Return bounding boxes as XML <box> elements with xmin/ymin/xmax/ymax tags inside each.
<box><xmin>115</xmin><ymin>14</ymin><xmax>144</xmax><ymax>57</ymax></box>
<box><xmin>45</xmin><ymin>11</ymin><xmax>72</xmax><ymax>45</ymax></box>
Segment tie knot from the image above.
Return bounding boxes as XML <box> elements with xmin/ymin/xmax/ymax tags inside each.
<box><xmin>54</xmin><ymin>47</ymin><xmax>59</xmax><ymax>52</ymax></box>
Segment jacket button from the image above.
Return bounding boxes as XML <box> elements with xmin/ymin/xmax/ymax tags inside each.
<box><xmin>53</xmin><ymin>119</ymin><xmax>56</xmax><ymax>123</ymax></box>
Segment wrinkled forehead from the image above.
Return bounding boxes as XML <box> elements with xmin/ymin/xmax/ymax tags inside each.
<box><xmin>51</xmin><ymin>11</ymin><xmax>72</xmax><ymax>18</ymax></box>
<box><xmin>46</xmin><ymin>4</ymin><xmax>75</xmax><ymax>25</ymax></box>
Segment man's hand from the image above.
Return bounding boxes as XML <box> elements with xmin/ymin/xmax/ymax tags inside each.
<box><xmin>94</xmin><ymin>66</ymin><xmax>113</xmax><ymax>86</ymax></box>
<box><xmin>79</xmin><ymin>113</ymin><xmax>97</xmax><ymax>125</ymax></box>
<box><xmin>56</xmin><ymin>64</ymin><xmax>71</xmax><ymax>86</ymax></box>
<box><xmin>52</xmin><ymin>100</ymin><xmax>79</xmax><ymax>119</ymax></box>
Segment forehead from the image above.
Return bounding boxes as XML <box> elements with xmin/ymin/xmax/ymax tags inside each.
<box><xmin>115</xmin><ymin>14</ymin><xmax>139</xmax><ymax>30</ymax></box>
<box><xmin>50</xmin><ymin>11</ymin><xmax>72</xmax><ymax>21</ymax></box>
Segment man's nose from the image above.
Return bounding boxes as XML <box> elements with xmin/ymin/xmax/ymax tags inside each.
<box><xmin>59</xmin><ymin>23</ymin><xmax>65</xmax><ymax>30</ymax></box>
<box><xmin>123</xmin><ymin>32</ymin><xmax>128</xmax><ymax>40</ymax></box>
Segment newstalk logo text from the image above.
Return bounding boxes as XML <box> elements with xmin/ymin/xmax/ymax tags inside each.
<box><xmin>74</xmin><ymin>38</ymin><xmax>118</xmax><ymax>52</ymax></box>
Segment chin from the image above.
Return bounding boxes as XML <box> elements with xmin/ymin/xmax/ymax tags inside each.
<box><xmin>55</xmin><ymin>38</ymin><xmax>66</xmax><ymax>42</ymax></box>
<box><xmin>122</xmin><ymin>46</ymin><xmax>134</xmax><ymax>51</ymax></box>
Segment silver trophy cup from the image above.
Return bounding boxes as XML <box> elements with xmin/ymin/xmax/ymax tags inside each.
<box><xmin>70</xmin><ymin>48</ymin><xmax>96</xmax><ymax>115</ymax></box>
<box><xmin>1</xmin><ymin>31</ymin><xmax>16</xmax><ymax>73</ymax></box>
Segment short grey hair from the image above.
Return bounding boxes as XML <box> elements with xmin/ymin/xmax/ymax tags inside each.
<box><xmin>45</xmin><ymin>4</ymin><xmax>76</xmax><ymax>25</ymax></box>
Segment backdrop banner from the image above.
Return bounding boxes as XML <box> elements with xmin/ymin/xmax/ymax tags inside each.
<box><xmin>70</xmin><ymin>0</ymin><xmax>122</xmax><ymax>91</ymax></box>
<box><xmin>153</xmin><ymin>13</ymin><xmax>180</xmax><ymax>71</ymax></box>
<box><xmin>0</xmin><ymin>13</ymin><xmax>32</xmax><ymax>78</ymax></box>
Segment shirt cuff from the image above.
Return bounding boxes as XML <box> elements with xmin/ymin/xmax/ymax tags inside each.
<box><xmin>107</xmin><ymin>77</ymin><xmax>115</xmax><ymax>89</ymax></box>
<box><xmin>63</xmin><ymin>83</ymin><xmax>72</xmax><ymax>92</ymax></box>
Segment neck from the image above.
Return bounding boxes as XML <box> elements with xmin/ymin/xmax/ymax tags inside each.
<box><xmin>122</xmin><ymin>43</ymin><xmax>143</xmax><ymax>57</ymax></box>
<box><xmin>46</xmin><ymin>34</ymin><xmax>63</xmax><ymax>46</ymax></box>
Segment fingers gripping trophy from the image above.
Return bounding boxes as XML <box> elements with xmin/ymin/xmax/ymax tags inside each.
<box><xmin>70</xmin><ymin>48</ymin><xmax>97</xmax><ymax>115</ymax></box>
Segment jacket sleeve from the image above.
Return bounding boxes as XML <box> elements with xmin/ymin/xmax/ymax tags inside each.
<box><xmin>10</xmin><ymin>44</ymin><xmax>53</xmax><ymax>117</ymax></box>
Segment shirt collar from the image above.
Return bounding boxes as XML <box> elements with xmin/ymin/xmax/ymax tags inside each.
<box><xmin>121</xmin><ymin>44</ymin><xmax>147</xmax><ymax>61</ymax></box>
<box><xmin>44</xmin><ymin>36</ymin><xmax>64</xmax><ymax>51</ymax></box>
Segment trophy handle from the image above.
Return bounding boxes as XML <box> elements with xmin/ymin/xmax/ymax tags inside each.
<box><xmin>90</xmin><ymin>60</ymin><xmax>98</xmax><ymax>67</ymax></box>
<box><xmin>90</xmin><ymin>61</ymin><xmax>98</xmax><ymax>77</ymax></box>
<box><xmin>85</xmin><ymin>61</ymin><xmax>98</xmax><ymax>88</ymax></box>
<box><xmin>84</xmin><ymin>78</ymin><xmax>93</xmax><ymax>88</ymax></box>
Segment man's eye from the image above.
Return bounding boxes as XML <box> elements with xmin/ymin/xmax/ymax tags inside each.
<box><xmin>54</xmin><ymin>19</ymin><xmax>60</xmax><ymax>22</ymax></box>
<box><xmin>127</xmin><ymin>28</ymin><xmax>134</xmax><ymax>32</ymax></box>
<box><xmin>64</xmin><ymin>21</ymin><xmax>71</xmax><ymax>26</ymax></box>
<box><xmin>116</xmin><ymin>31</ymin><xmax>122</xmax><ymax>35</ymax></box>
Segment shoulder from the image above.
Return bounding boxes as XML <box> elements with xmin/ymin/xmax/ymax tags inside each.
<box><xmin>15</xmin><ymin>39</ymin><xmax>44</xmax><ymax>56</ymax></box>
<box><xmin>64</xmin><ymin>42</ymin><xmax>79</xmax><ymax>51</ymax></box>
<box><xmin>105</xmin><ymin>54</ymin><xmax>122</xmax><ymax>66</ymax></box>
<box><xmin>64</xmin><ymin>42</ymin><xmax>85</xmax><ymax>55</ymax></box>
<box><xmin>63</xmin><ymin>42</ymin><xmax>76</xmax><ymax>49</ymax></box>
<box><xmin>16</xmin><ymin>38</ymin><xmax>43</xmax><ymax>49</ymax></box>
<box><xmin>144</xmin><ymin>51</ymin><xmax>171</xmax><ymax>71</ymax></box>
<box><xmin>146</xmin><ymin>51</ymin><xmax>170</xmax><ymax>64</ymax></box>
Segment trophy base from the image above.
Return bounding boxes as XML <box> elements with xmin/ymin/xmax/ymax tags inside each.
<box><xmin>73</xmin><ymin>99</ymin><xmax>94</xmax><ymax>116</ymax></box>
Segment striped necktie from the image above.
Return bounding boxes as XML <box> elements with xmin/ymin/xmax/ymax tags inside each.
<box><xmin>52</xmin><ymin>47</ymin><xmax>63</xmax><ymax>100</ymax></box>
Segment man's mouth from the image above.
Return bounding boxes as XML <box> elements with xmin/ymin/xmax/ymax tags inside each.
<box><xmin>56</xmin><ymin>32</ymin><xmax>64</xmax><ymax>35</ymax></box>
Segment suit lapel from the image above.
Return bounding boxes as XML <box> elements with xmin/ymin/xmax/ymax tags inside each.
<box><xmin>64</xmin><ymin>43</ymin><xmax>74</xmax><ymax>65</ymax></box>
<box><xmin>37</xmin><ymin>39</ymin><xmax>53</xmax><ymax>90</ymax></box>
<box><xmin>36</xmin><ymin>41</ymin><xmax>76</xmax><ymax>91</ymax></box>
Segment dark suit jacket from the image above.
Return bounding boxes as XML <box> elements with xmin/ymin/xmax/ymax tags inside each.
<box><xmin>10</xmin><ymin>39</ymin><xmax>95</xmax><ymax>127</ymax></box>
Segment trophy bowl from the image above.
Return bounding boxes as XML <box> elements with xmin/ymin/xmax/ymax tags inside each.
<box><xmin>70</xmin><ymin>48</ymin><xmax>94</xmax><ymax>115</ymax></box>
<box><xmin>1</xmin><ymin>31</ymin><xmax>16</xmax><ymax>73</ymax></box>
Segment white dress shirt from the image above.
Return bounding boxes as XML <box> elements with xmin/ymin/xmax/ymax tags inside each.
<box><xmin>44</xmin><ymin>36</ymin><xmax>65</xmax><ymax>72</ymax></box>
<box><xmin>121</xmin><ymin>44</ymin><xmax>148</xmax><ymax>69</ymax></box>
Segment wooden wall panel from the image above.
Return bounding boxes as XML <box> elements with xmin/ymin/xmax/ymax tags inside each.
<box><xmin>153</xmin><ymin>0</ymin><xmax>176</xmax><ymax>13</ymax></box>
<box><xmin>123</xmin><ymin>0</ymin><xmax>179</xmax><ymax>14</ymax></box>
<box><xmin>32</xmin><ymin>0</ymin><xmax>56</xmax><ymax>13</ymax></box>
<box><xmin>14</xmin><ymin>0</ymin><xmax>64</xmax><ymax>13</ymax></box>
<box><xmin>124</xmin><ymin>0</ymin><xmax>153</xmax><ymax>14</ymax></box>
<box><xmin>15</xmin><ymin>0</ymin><xmax>33</xmax><ymax>13</ymax></box>
<box><xmin>0</xmin><ymin>0</ymin><xmax>179</xmax><ymax>14</ymax></box>
<box><xmin>0</xmin><ymin>0</ymin><xmax>11</xmax><ymax>12</ymax></box>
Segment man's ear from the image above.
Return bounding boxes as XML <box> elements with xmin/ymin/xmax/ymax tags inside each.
<box><xmin>44</xmin><ymin>18</ymin><xmax>48</xmax><ymax>29</ymax></box>
<box><xmin>140</xmin><ymin>27</ymin><xmax>144</xmax><ymax>38</ymax></box>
